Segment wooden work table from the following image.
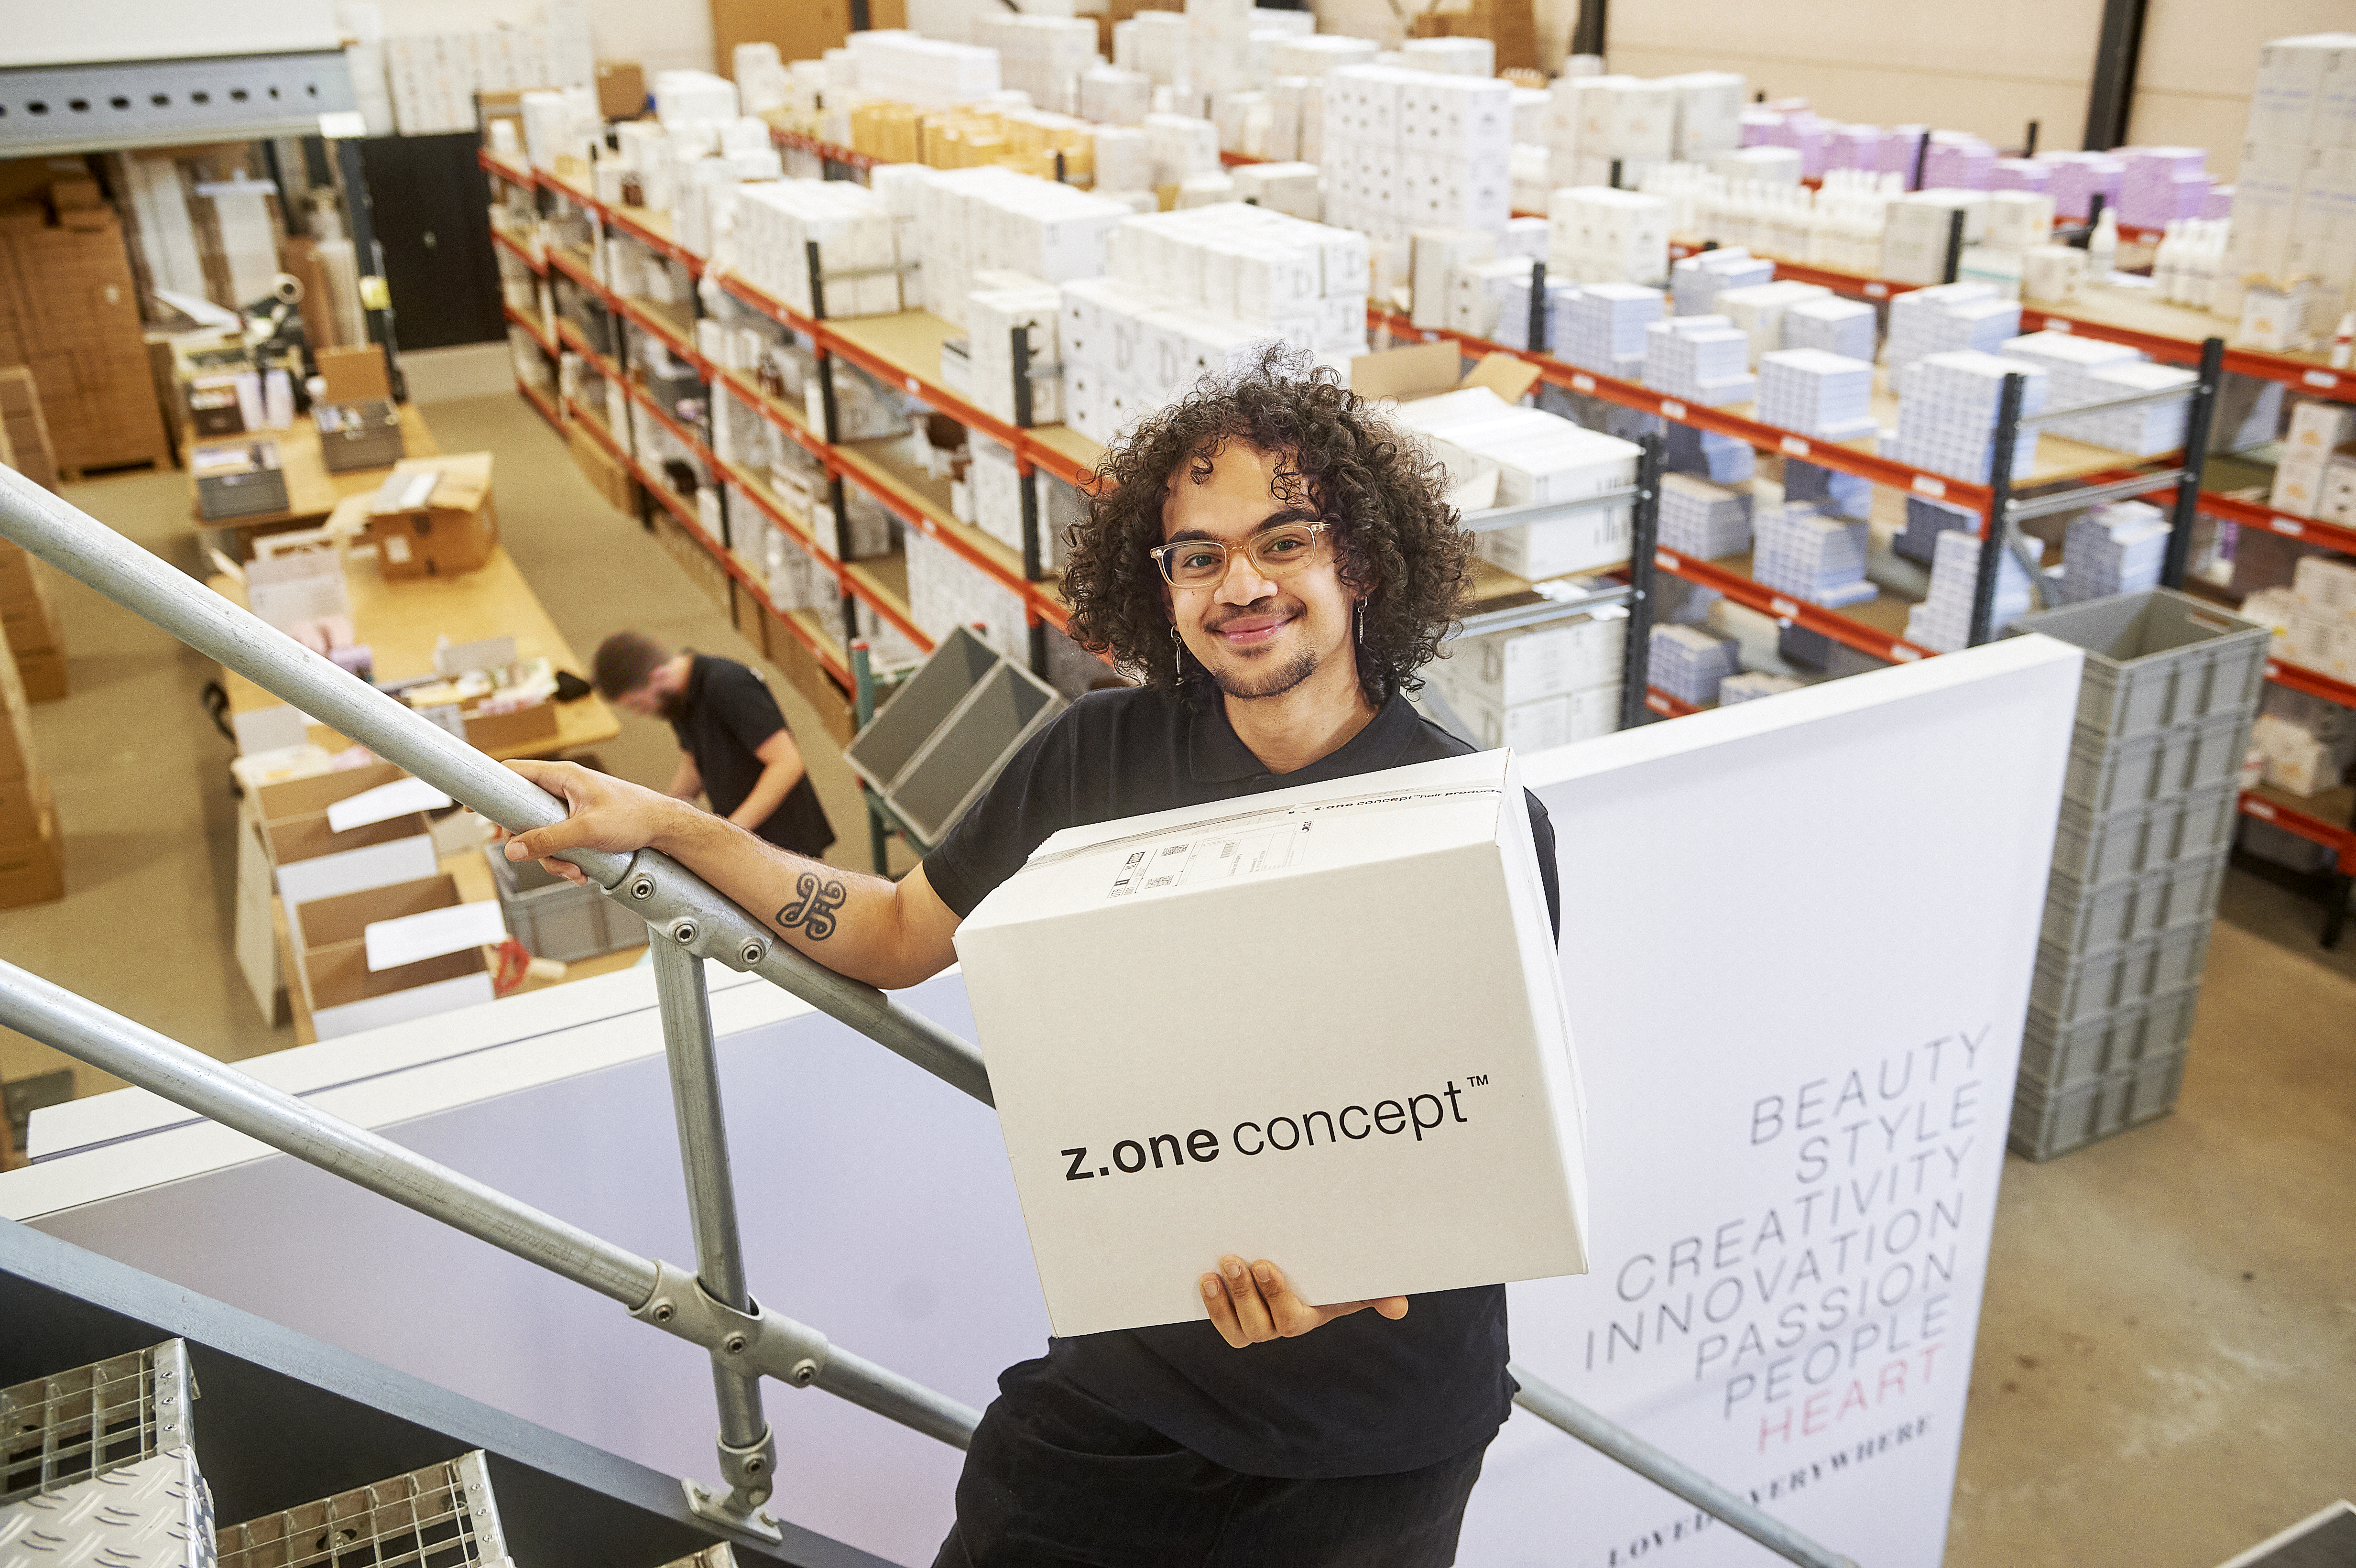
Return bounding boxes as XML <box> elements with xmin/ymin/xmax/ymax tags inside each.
<box><xmin>189</xmin><ymin>408</ymin><xmax>442</xmax><ymax>556</ymax></box>
<box><xmin>211</xmin><ymin>543</ymin><xmax>620</xmax><ymax>762</ymax></box>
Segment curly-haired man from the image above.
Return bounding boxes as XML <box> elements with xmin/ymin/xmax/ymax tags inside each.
<box><xmin>504</xmin><ymin>349</ymin><xmax>1560</xmax><ymax>1565</ymax></box>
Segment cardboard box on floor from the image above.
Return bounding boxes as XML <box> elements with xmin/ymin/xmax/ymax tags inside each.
<box><xmin>367</xmin><ymin>452</ymin><xmax>499</xmax><ymax>580</ymax></box>
<box><xmin>955</xmin><ymin>749</ymin><xmax>1587</xmax><ymax>1338</ymax></box>
<box><xmin>0</xmin><ymin>542</ymin><xmax>66</xmax><ymax>703</ymax></box>
<box><xmin>0</xmin><ymin>773</ymin><xmax>63</xmax><ymax>911</ymax></box>
<box><xmin>290</xmin><ymin>871</ymin><xmax>495</xmax><ymax>1041</ymax></box>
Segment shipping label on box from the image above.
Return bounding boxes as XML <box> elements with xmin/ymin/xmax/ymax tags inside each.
<box><xmin>956</xmin><ymin>749</ymin><xmax>1587</xmax><ymax>1338</ymax></box>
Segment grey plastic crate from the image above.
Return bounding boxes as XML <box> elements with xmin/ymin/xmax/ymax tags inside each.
<box><xmin>2040</xmin><ymin>864</ymin><xmax>2144</xmax><ymax>954</ymax></box>
<box><xmin>842</xmin><ymin>624</ymin><xmax>998</xmax><ymax>796</ymax></box>
<box><xmin>2181</xmin><ymin>709</ymin><xmax>2255</xmax><ymax>793</ymax></box>
<box><xmin>2020</xmin><ymin>982</ymin><xmax>2197</xmax><ymax>1088</ymax></box>
<box><xmin>2050</xmin><ymin>797</ymin><xmax>2157</xmax><ymax>888</ymax></box>
<box><xmin>2061</xmin><ymin>708</ymin><xmax>2253</xmax><ymax>814</ymax></box>
<box><xmin>2167</xmin><ymin>778</ymin><xmax>2241</xmax><ymax>863</ymax></box>
<box><xmin>2029</xmin><ymin>921</ymin><xmax>2212</xmax><ymax>1024</ymax></box>
<box><xmin>485</xmin><ymin>844</ymin><xmax>644</xmax><ymax>962</ymax></box>
<box><xmin>892</xmin><ymin>660</ymin><xmax>1063</xmax><ymax>843</ymax></box>
<box><xmin>2150</xmin><ymin>845</ymin><xmax>2231</xmax><ymax>933</ymax></box>
<box><xmin>2009</xmin><ymin>1047</ymin><xmax>2186</xmax><ymax>1161</ymax></box>
<box><xmin>2010</xmin><ymin>588</ymin><xmax>2268</xmax><ymax>741</ymax></box>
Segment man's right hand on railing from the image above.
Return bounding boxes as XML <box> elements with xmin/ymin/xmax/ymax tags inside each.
<box><xmin>502</xmin><ymin>760</ymin><xmax>962</xmax><ymax>991</ymax></box>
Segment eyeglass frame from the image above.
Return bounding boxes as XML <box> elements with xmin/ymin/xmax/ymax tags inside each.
<box><xmin>1145</xmin><ymin>520</ymin><xmax>1333</xmax><ymax>589</ymax></box>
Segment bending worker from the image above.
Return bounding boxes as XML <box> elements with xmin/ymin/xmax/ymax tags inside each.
<box><xmin>590</xmin><ymin>632</ymin><xmax>834</xmax><ymax>861</ymax></box>
<box><xmin>515</xmin><ymin>351</ymin><xmax>1560</xmax><ymax>1566</ymax></box>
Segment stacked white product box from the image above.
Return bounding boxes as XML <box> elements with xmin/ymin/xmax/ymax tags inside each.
<box><xmin>2224</xmin><ymin>34</ymin><xmax>2356</xmax><ymax>334</ymax></box>
<box><xmin>1719</xmin><ymin>670</ymin><xmax>1803</xmax><ymax>703</ymax></box>
<box><xmin>1640</xmin><ymin>315</ymin><xmax>1755</xmax><ymax>405</ymax></box>
<box><xmin>1145</xmin><ymin>112</ymin><xmax>1222</xmax><ymax>185</ymax></box>
<box><xmin>2272</xmin><ymin>401</ymin><xmax>2356</xmax><ymax>520</ymax></box>
<box><xmin>968</xmin><ymin>285</ymin><xmax>1066</xmax><ymax>425</ymax></box>
<box><xmin>1401</xmin><ymin>37</ymin><xmax>1494</xmax><ymax>76</ymax></box>
<box><xmin>2248</xmin><ymin>688</ymin><xmax>2356</xmax><ymax>796</ymax></box>
<box><xmin>2051</xmin><ymin>500</ymin><xmax>2170</xmax><ymax>605</ymax></box>
<box><xmin>519</xmin><ymin>88</ymin><xmax>600</xmax><ymax>173</ymax></box>
<box><xmin>1547</xmin><ymin>186</ymin><xmax>1672</xmax><ymax>285</ymax></box>
<box><xmin>1410</xmin><ymin>229</ymin><xmax>1495</xmax><ymax>327</ymax></box>
<box><xmin>1901</xmin><ymin>525</ymin><xmax>2033</xmax><ymax>652</ymax></box>
<box><xmin>1880</xmin><ymin>189</ymin><xmax>1988</xmax><ymax>284</ymax></box>
<box><xmin>1713</xmin><ymin>279</ymin><xmax>1830</xmax><ymax>366</ymax></box>
<box><xmin>1559</xmin><ymin>282</ymin><xmax>1662</xmax><ymax>377</ymax></box>
<box><xmin>846</xmin><ymin>31</ymin><xmax>1000</xmax><ymax>107</ymax></box>
<box><xmin>2249</xmin><ymin>558</ymin><xmax>2356</xmax><ymax>679</ymax></box>
<box><xmin>1423</xmin><ymin>610</ymin><xmax>1625</xmax><ymax>751</ymax></box>
<box><xmin>1892</xmin><ymin>492</ymin><xmax>1977</xmax><ymax>564</ymax></box>
<box><xmin>1324</xmin><ymin>64</ymin><xmax>1516</xmax><ymax>244</ymax></box>
<box><xmin>973</xmin><ymin>14</ymin><xmax>1098</xmax><ymax>115</ymax></box>
<box><xmin>1883</xmin><ymin>283</ymin><xmax>2020</xmax><ymax>379</ymax></box>
<box><xmin>1272</xmin><ymin>35</ymin><xmax>1381</xmax><ymax>78</ymax></box>
<box><xmin>1266</xmin><ymin>76</ymin><xmax>1315</xmax><ymax>161</ymax></box>
<box><xmin>381</xmin><ymin>16</ymin><xmax>595</xmax><ymax>136</ymax></box>
<box><xmin>1233</xmin><ymin>162</ymin><xmax>1324</xmax><ymax>220</ymax></box>
<box><xmin>735</xmin><ymin>44</ymin><xmax>790</xmax><ymax>114</ymax></box>
<box><xmin>1665</xmin><ymin>421</ymin><xmax>1756</xmax><ymax>482</ymax></box>
<box><xmin>1780</xmin><ymin>296</ymin><xmax>1877</xmax><ymax>360</ymax></box>
<box><xmin>1081</xmin><ymin>66</ymin><xmax>1154</xmax><ymax>127</ymax></box>
<box><xmin>1492</xmin><ymin>272</ymin><xmax>1581</xmax><ymax>353</ymax></box>
<box><xmin>1711</xmin><ymin>145</ymin><xmax>1804</xmax><ymax>185</ymax></box>
<box><xmin>966</xmin><ymin>434</ymin><xmax>1073</xmax><ymax>572</ymax></box>
<box><xmin>733</xmin><ymin>180</ymin><xmax>902</xmax><ymax>318</ymax></box>
<box><xmin>1125</xmin><ymin>12</ymin><xmax>1190</xmax><ymax>86</ymax></box>
<box><xmin>654</xmin><ymin>69</ymin><xmax>738</xmax><ymax>124</ymax></box>
<box><xmin>1450</xmin><ymin>257</ymin><xmax>1538</xmax><ymax>339</ymax></box>
<box><xmin>1663</xmin><ymin>72</ymin><xmax>1747</xmax><ymax>160</ymax></box>
<box><xmin>1753</xmin><ymin>504</ymin><xmax>1877</xmax><ymax>607</ymax></box>
<box><xmin>1781</xmin><ymin>458</ymin><xmax>1871</xmax><ymax>520</ymax></box>
<box><xmin>906</xmin><ymin>526</ymin><xmax>1031</xmax><ymax>665</ymax></box>
<box><xmin>1186</xmin><ymin>0</ymin><xmax>1259</xmax><ymax>99</ymax></box>
<box><xmin>1884</xmin><ymin>349</ymin><xmax>2050</xmax><ymax>482</ymax></box>
<box><xmin>1669</xmin><ymin>247</ymin><xmax>1773</xmax><ymax>316</ymax></box>
<box><xmin>1657</xmin><ymin>472</ymin><xmax>1753</xmax><ymax>557</ymax></box>
<box><xmin>916</xmin><ymin>168</ymin><xmax>1134</xmax><ymax>327</ymax></box>
<box><xmin>1982</xmin><ymin>190</ymin><xmax>2056</xmax><ymax>251</ymax></box>
<box><xmin>1756</xmin><ymin>349</ymin><xmax>1876</xmax><ymax>439</ymax></box>
<box><xmin>1389</xmin><ymin>388</ymin><xmax>1642</xmax><ymax>578</ymax></box>
<box><xmin>1994</xmin><ymin>330</ymin><xmax>2196</xmax><ymax>454</ymax></box>
<box><xmin>1648</xmin><ymin>622</ymin><xmax>1740</xmax><ymax>705</ymax></box>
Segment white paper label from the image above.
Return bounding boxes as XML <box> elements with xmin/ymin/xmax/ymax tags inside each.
<box><xmin>327</xmin><ymin>777</ymin><xmax>454</xmax><ymax>833</ymax></box>
<box><xmin>2244</xmin><ymin>799</ymin><xmax>2276</xmax><ymax>819</ymax></box>
<box><xmin>1771</xmin><ymin>596</ymin><xmax>1800</xmax><ymax>617</ymax></box>
<box><xmin>1572</xmin><ymin>374</ymin><xmax>1596</xmax><ymax>392</ymax></box>
<box><xmin>2304</xmin><ymin>370</ymin><xmax>2337</xmax><ymax>389</ymax></box>
<box><xmin>2274</xmin><ymin>518</ymin><xmax>2304</xmax><ymax>535</ymax></box>
<box><xmin>1912</xmin><ymin>475</ymin><xmax>1948</xmax><ymax>499</ymax></box>
<box><xmin>1889</xmin><ymin>643</ymin><xmax>1924</xmax><ymax>661</ymax></box>
<box><xmin>382</xmin><ymin>534</ymin><xmax>413</xmax><ymax>563</ymax></box>
<box><xmin>1865</xmin><ymin>282</ymin><xmax>1888</xmax><ymax>298</ymax></box>
<box><xmin>1659</xmin><ymin>399</ymin><xmax>1687</xmax><ymax>419</ymax></box>
<box><xmin>364</xmin><ymin>902</ymin><xmax>507</xmax><ymax>971</ymax></box>
<box><xmin>1109</xmin><ymin>824</ymin><xmax>1312</xmax><ymax>898</ymax></box>
<box><xmin>1780</xmin><ymin>436</ymin><xmax>1810</xmax><ymax>457</ymax></box>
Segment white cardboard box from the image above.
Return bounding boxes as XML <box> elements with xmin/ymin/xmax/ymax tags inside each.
<box><xmin>954</xmin><ymin>750</ymin><xmax>1588</xmax><ymax>1337</ymax></box>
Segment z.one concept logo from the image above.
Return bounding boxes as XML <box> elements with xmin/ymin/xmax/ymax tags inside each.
<box><xmin>1059</xmin><ymin>1077</ymin><xmax>1489</xmax><ymax>1180</ymax></box>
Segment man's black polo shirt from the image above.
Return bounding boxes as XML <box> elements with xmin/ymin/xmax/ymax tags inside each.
<box><xmin>668</xmin><ymin>654</ymin><xmax>835</xmax><ymax>859</ymax></box>
<box><xmin>926</xmin><ymin>679</ymin><xmax>1560</xmax><ymax>1481</ymax></box>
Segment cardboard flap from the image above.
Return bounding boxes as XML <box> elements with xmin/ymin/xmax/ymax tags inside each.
<box><xmin>1349</xmin><ymin>341</ymin><xmax>1463</xmax><ymax>401</ymax></box>
<box><xmin>1462</xmin><ymin>352</ymin><xmax>1543</xmax><ymax>404</ymax></box>
<box><xmin>295</xmin><ymin>872</ymin><xmax>462</xmax><ymax>949</ymax></box>
<box><xmin>387</xmin><ymin>451</ymin><xmax>494</xmax><ymax>512</ymax></box>
<box><xmin>253</xmin><ymin>760</ymin><xmax>409</xmax><ymax>823</ymax></box>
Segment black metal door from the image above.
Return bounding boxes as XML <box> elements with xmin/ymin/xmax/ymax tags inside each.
<box><xmin>357</xmin><ymin>132</ymin><xmax>503</xmax><ymax>349</ymax></box>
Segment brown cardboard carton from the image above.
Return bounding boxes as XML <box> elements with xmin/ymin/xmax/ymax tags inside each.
<box><xmin>568</xmin><ymin>419</ymin><xmax>633</xmax><ymax>512</ymax></box>
<box><xmin>596</xmin><ymin>62</ymin><xmax>647</xmax><ymax>120</ymax></box>
<box><xmin>0</xmin><ymin>769</ymin><xmax>45</xmax><ymax>839</ymax></box>
<box><xmin>462</xmin><ymin>701</ymin><xmax>559</xmax><ymax>752</ymax></box>
<box><xmin>317</xmin><ymin>344</ymin><xmax>393</xmax><ymax>404</ymax></box>
<box><xmin>0</xmin><ymin>776</ymin><xmax>63</xmax><ymax>911</ymax></box>
<box><xmin>253</xmin><ymin>760</ymin><xmax>409</xmax><ymax>823</ymax></box>
<box><xmin>732</xmin><ymin>577</ymin><xmax>771</xmax><ymax>660</ymax></box>
<box><xmin>14</xmin><ymin>652</ymin><xmax>64</xmax><ymax>705</ymax></box>
<box><xmin>294</xmin><ymin>873</ymin><xmax>488</xmax><ymax>1012</ymax></box>
<box><xmin>368</xmin><ymin>452</ymin><xmax>499</xmax><ymax>579</ymax></box>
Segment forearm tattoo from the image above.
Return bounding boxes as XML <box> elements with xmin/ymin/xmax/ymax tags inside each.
<box><xmin>775</xmin><ymin>870</ymin><xmax>846</xmax><ymax>941</ymax></box>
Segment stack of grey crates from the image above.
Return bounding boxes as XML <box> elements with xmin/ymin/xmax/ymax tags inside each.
<box><xmin>0</xmin><ymin>1339</ymin><xmax>213</xmax><ymax>1566</ymax></box>
<box><xmin>2007</xmin><ymin>589</ymin><xmax>2267</xmax><ymax>1159</ymax></box>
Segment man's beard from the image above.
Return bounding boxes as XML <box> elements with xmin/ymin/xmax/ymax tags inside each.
<box><xmin>653</xmin><ymin>688</ymin><xmax>689</xmax><ymax>722</ymax></box>
<box><xmin>1201</xmin><ymin>596</ymin><xmax>1325</xmax><ymax>701</ymax></box>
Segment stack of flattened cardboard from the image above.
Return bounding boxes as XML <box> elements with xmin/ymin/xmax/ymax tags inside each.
<box><xmin>0</xmin><ymin>367</ymin><xmax>61</xmax><ymax>491</ymax></box>
<box><xmin>0</xmin><ymin>635</ymin><xmax>61</xmax><ymax>910</ymax></box>
<box><xmin>0</xmin><ymin>182</ymin><xmax>172</xmax><ymax>478</ymax></box>
<box><xmin>0</xmin><ymin>543</ymin><xmax>65</xmax><ymax>704</ymax></box>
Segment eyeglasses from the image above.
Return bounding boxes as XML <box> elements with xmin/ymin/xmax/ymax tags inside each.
<box><xmin>1147</xmin><ymin>521</ymin><xmax>1330</xmax><ymax>589</ymax></box>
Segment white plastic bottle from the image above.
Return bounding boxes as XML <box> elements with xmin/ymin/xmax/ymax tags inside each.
<box><xmin>2087</xmin><ymin>207</ymin><xmax>2118</xmax><ymax>285</ymax></box>
<box><xmin>2154</xmin><ymin>220</ymin><xmax>2182</xmax><ymax>301</ymax></box>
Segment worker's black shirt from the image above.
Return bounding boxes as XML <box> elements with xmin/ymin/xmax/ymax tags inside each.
<box><xmin>926</xmin><ymin>680</ymin><xmax>1560</xmax><ymax>1480</ymax></box>
<box><xmin>669</xmin><ymin>654</ymin><xmax>834</xmax><ymax>859</ymax></box>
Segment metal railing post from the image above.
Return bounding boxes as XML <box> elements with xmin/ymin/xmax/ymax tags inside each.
<box><xmin>1511</xmin><ymin>1365</ymin><xmax>1861</xmax><ymax>1568</ymax></box>
<box><xmin>651</xmin><ymin>937</ymin><xmax>781</xmax><ymax>1533</ymax></box>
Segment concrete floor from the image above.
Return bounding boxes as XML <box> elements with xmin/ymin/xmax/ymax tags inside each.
<box><xmin>2</xmin><ymin>392</ymin><xmax>2349</xmax><ymax>1565</ymax></box>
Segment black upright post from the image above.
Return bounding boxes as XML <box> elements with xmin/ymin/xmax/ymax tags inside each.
<box><xmin>1569</xmin><ymin>0</ymin><xmax>1607</xmax><ymax>60</ymax></box>
<box><xmin>1019</xmin><ymin>463</ymin><xmax>1042</xmax><ymax>581</ymax></box>
<box><xmin>2161</xmin><ymin>336</ymin><xmax>2226</xmax><ymax>589</ymax></box>
<box><xmin>2083</xmin><ymin>0</ymin><xmax>2149</xmax><ymax>151</ymax></box>
<box><xmin>1619</xmin><ymin>434</ymin><xmax>1665</xmax><ymax>729</ymax></box>
<box><xmin>333</xmin><ymin>137</ymin><xmax>404</xmax><ymax>402</ymax></box>
<box><xmin>1012</xmin><ymin>325</ymin><xmax>1034</xmax><ymax>428</ymax></box>
<box><xmin>1527</xmin><ymin>260</ymin><xmax>1548</xmax><ymax>353</ymax></box>
<box><xmin>1941</xmin><ymin>208</ymin><xmax>1967</xmax><ymax>284</ymax></box>
<box><xmin>1969</xmin><ymin>373</ymin><xmax>2028</xmax><ymax>647</ymax></box>
<box><xmin>805</xmin><ymin>239</ymin><xmax>828</xmax><ymax>320</ymax></box>
<box><xmin>1910</xmin><ymin>133</ymin><xmax>1931</xmax><ymax>193</ymax></box>
<box><xmin>2023</xmin><ymin>119</ymin><xmax>2041</xmax><ymax>157</ymax></box>
<box><xmin>1028</xmin><ymin>618</ymin><xmax>1050</xmax><ymax>682</ymax></box>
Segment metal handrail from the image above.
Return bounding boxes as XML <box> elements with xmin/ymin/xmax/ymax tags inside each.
<box><xmin>0</xmin><ymin>467</ymin><xmax>1858</xmax><ymax>1566</ymax></box>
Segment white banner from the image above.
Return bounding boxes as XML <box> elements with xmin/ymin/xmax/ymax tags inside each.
<box><xmin>1463</xmin><ymin>638</ymin><xmax>2081</xmax><ymax>1567</ymax></box>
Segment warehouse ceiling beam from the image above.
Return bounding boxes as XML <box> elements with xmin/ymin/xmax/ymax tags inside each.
<box><xmin>0</xmin><ymin>51</ymin><xmax>358</xmax><ymax>158</ymax></box>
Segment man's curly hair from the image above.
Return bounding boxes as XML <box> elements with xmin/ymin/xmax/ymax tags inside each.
<box><xmin>1061</xmin><ymin>347</ymin><xmax>1476</xmax><ymax>707</ymax></box>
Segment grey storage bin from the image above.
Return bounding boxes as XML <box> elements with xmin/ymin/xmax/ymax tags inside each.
<box><xmin>2010</xmin><ymin>1047</ymin><xmax>2186</xmax><ymax>1161</ymax></box>
<box><xmin>2019</xmin><ymin>984</ymin><xmax>2190</xmax><ymax>1088</ymax></box>
<box><xmin>2009</xmin><ymin>589</ymin><xmax>2267</xmax><ymax>742</ymax></box>
<box><xmin>2181</xmin><ymin>708</ymin><xmax>2255</xmax><ymax>792</ymax></box>
<box><xmin>195</xmin><ymin>442</ymin><xmax>290</xmax><ymax>521</ymax></box>
<box><xmin>314</xmin><ymin>399</ymin><xmax>406</xmax><ymax>472</ymax></box>
<box><xmin>2040</xmin><ymin>864</ymin><xmax>2143</xmax><ymax>954</ymax></box>
<box><xmin>2050</xmin><ymin>797</ymin><xmax>2156</xmax><ymax>887</ymax></box>
<box><xmin>892</xmin><ymin>661</ymin><xmax>1063</xmax><ymax>843</ymax></box>
<box><xmin>2149</xmin><ymin>846</ymin><xmax>2231</xmax><ymax>934</ymax></box>
<box><xmin>843</xmin><ymin>625</ymin><xmax>999</xmax><ymax>796</ymax></box>
<box><xmin>2029</xmin><ymin>921</ymin><xmax>2212</xmax><ymax>1025</ymax></box>
<box><xmin>2062</xmin><ymin>726</ymin><xmax>2168</xmax><ymax>813</ymax></box>
<box><xmin>2167</xmin><ymin>778</ymin><xmax>2241</xmax><ymax>863</ymax></box>
<box><xmin>484</xmin><ymin>845</ymin><xmax>644</xmax><ymax>962</ymax></box>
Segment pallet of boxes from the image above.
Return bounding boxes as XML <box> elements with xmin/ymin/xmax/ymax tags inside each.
<box><xmin>0</xmin><ymin>624</ymin><xmax>62</xmax><ymax>912</ymax></box>
<box><xmin>0</xmin><ymin>368</ymin><xmax>68</xmax><ymax>701</ymax></box>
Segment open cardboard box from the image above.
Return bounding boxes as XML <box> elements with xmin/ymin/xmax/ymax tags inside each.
<box><xmin>1353</xmin><ymin>344</ymin><xmax>1544</xmax><ymax>514</ymax></box>
<box><xmin>251</xmin><ymin>761</ymin><xmax>440</xmax><ymax>908</ymax></box>
<box><xmin>290</xmin><ymin>872</ymin><xmax>495</xmax><ymax>1041</ymax></box>
<box><xmin>367</xmin><ymin>452</ymin><xmax>500</xmax><ymax>580</ymax></box>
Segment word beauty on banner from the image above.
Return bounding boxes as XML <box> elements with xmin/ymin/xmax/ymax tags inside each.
<box><xmin>1461</xmin><ymin>635</ymin><xmax>2083</xmax><ymax>1568</ymax></box>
